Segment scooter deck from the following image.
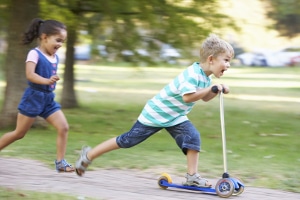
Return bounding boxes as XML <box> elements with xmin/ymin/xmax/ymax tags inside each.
<box><xmin>159</xmin><ymin>179</ymin><xmax>216</xmax><ymax>194</ymax></box>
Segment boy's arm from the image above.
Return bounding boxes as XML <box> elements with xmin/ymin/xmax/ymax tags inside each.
<box><xmin>182</xmin><ymin>84</ymin><xmax>229</xmax><ymax>103</ymax></box>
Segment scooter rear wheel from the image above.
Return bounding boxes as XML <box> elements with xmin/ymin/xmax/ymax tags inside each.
<box><xmin>158</xmin><ymin>173</ymin><xmax>173</xmax><ymax>189</ymax></box>
<box><xmin>215</xmin><ymin>178</ymin><xmax>234</xmax><ymax>198</ymax></box>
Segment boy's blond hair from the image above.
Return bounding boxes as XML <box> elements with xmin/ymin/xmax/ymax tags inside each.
<box><xmin>199</xmin><ymin>34</ymin><xmax>234</xmax><ymax>63</ymax></box>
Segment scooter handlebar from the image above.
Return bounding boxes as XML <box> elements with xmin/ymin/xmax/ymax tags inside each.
<box><xmin>211</xmin><ymin>85</ymin><xmax>225</xmax><ymax>93</ymax></box>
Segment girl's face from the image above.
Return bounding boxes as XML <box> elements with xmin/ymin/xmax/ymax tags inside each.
<box><xmin>41</xmin><ymin>29</ymin><xmax>67</xmax><ymax>56</ymax></box>
<box><xmin>210</xmin><ymin>52</ymin><xmax>232</xmax><ymax>78</ymax></box>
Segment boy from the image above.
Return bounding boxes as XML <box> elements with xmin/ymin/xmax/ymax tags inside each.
<box><xmin>75</xmin><ymin>34</ymin><xmax>234</xmax><ymax>187</ymax></box>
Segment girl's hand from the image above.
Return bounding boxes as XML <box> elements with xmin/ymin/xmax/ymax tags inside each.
<box><xmin>49</xmin><ymin>75</ymin><xmax>60</xmax><ymax>84</ymax></box>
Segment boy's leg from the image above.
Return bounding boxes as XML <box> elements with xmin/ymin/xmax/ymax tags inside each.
<box><xmin>75</xmin><ymin>138</ymin><xmax>119</xmax><ymax>176</ymax></box>
<box><xmin>76</xmin><ymin>120</ymin><xmax>161</xmax><ymax>176</ymax></box>
<box><xmin>186</xmin><ymin>149</ymin><xmax>212</xmax><ymax>187</ymax></box>
<box><xmin>87</xmin><ymin>137</ymin><xmax>119</xmax><ymax>160</ymax></box>
<box><xmin>186</xmin><ymin>149</ymin><xmax>199</xmax><ymax>175</ymax></box>
<box><xmin>88</xmin><ymin>120</ymin><xmax>161</xmax><ymax>160</ymax></box>
<box><xmin>166</xmin><ymin>121</ymin><xmax>212</xmax><ymax>187</ymax></box>
<box><xmin>0</xmin><ymin>113</ymin><xmax>35</xmax><ymax>150</ymax></box>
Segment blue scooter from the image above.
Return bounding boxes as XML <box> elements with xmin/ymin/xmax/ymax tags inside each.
<box><xmin>158</xmin><ymin>91</ymin><xmax>245</xmax><ymax>198</ymax></box>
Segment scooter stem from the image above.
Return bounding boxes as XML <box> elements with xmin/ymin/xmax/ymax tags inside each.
<box><xmin>219</xmin><ymin>92</ymin><xmax>228</xmax><ymax>177</ymax></box>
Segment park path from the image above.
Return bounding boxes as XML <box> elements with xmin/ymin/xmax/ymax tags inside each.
<box><xmin>0</xmin><ymin>157</ymin><xmax>299</xmax><ymax>200</ymax></box>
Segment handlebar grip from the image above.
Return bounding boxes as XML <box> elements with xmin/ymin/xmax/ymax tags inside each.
<box><xmin>211</xmin><ymin>86</ymin><xmax>225</xmax><ymax>93</ymax></box>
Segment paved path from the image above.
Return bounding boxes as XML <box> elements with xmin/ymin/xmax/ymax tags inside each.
<box><xmin>0</xmin><ymin>157</ymin><xmax>299</xmax><ymax>200</ymax></box>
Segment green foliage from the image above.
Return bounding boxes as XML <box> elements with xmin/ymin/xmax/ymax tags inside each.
<box><xmin>263</xmin><ymin>0</ymin><xmax>300</xmax><ymax>37</ymax></box>
<box><xmin>40</xmin><ymin>0</ymin><xmax>74</xmax><ymax>24</ymax></box>
<box><xmin>0</xmin><ymin>0</ymin><xmax>9</xmax><ymax>38</ymax></box>
<box><xmin>0</xmin><ymin>187</ymin><xmax>95</xmax><ymax>200</ymax></box>
<box><xmin>0</xmin><ymin>54</ymin><xmax>4</xmax><ymax>72</ymax></box>
<box><xmin>41</xmin><ymin>0</ymin><xmax>238</xmax><ymax>62</ymax></box>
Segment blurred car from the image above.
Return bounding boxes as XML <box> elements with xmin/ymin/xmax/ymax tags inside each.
<box><xmin>237</xmin><ymin>52</ymin><xmax>257</xmax><ymax>66</ymax></box>
<box><xmin>120</xmin><ymin>48</ymin><xmax>151</xmax><ymax>62</ymax></box>
<box><xmin>278</xmin><ymin>47</ymin><xmax>300</xmax><ymax>66</ymax></box>
<box><xmin>290</xmin><ymin>55</ymin><xmax>300</xmax><ymax>66</ymax></box>
<box><xmin>236</xmin><ymin>52</ymin><xmax>267</xmax><ymax>66</ymax></box>
<box><xmin>236</xmin><ymin>47</ymin><xmax>300</xmax><ymax>67</ymax></box>
<box><xmin>97</xmin><ymin>45</ymin><xmax>108</xmax><ymax>57</ymax></box>
<box><xmin>160</xmin><ymin>44</ymin><xmax>181</xmax><ymax>64</ymax></box>
<box><xmin>121</xmin><ymin>49</ymin><xmax>150</xmax><ymax>57</ymax></box>
<box><xmin>74</xmin><ymin>45</ymin><xmax>91</xmax><ymax>60</ymax></box>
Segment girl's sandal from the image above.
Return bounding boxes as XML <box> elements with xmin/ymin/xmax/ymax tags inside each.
<box><xmin>75</xmin><ymin>146</ymin><xmax>92</xmax><ymax>176</ymax></box>
<box><xmin>55</xmin><ymin>159</ymin><xmax>75</xmax><ymax>172</ymax></box>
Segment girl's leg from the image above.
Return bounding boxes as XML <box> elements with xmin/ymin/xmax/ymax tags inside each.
<box><xmin>46</xmin><ymin>110</ymin><xmax>73</xmax><ymax>171</ymax></box>
<box><xmin>0</xmin><ymin>113</ymin><xmax>35</xmax><ymax>150</ymax></box>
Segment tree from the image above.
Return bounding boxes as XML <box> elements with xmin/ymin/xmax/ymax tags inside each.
<box><xmin>0</xmin><ymin>0</ymin><xmax>39</xmax><ymax>128</ymax></box>
<box><xmin>87</xmin><ymin>0</ymin><xmax>238</xmax><ymax>60</ymax></box>
<box><xmin>42</xmin><ymin>0</ymin><xmax>238</xmax><ymax>108</ymax></box>
<box><xmin>0</xmin><ymin>0</ymin><xmax>238</xmax><ymax>126</ymax></box>
<box><xmin>263</xmin><ymin>0</ymin><xmax>300</xmax><ymax>38</ymax></box>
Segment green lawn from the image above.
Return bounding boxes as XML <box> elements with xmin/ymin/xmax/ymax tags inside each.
<box><xmin>0</xmin><ymin>187</ymin><xmax>96</xmax><ymax>200</ymax></box>
<box><xmin>0</xmin><ymin>64</ymin><xmax>299</xmax><ymax>194</ymax></box>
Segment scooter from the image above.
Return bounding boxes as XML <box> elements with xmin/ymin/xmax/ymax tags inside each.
<box><xmin>158</xmin><ymin>89</ymin><xmax>245</xmax><ymax>198</ymax></box>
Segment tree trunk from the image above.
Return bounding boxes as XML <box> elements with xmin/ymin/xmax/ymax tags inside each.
<box><xmin>60</xmin><ymin>24</ymin><xmax>78</xmax><ymax>108</ymax></box>
<box><xmin>0</xmin><ymin>0</ymin><xmax>39</xmax><ymax>128</ymax></box>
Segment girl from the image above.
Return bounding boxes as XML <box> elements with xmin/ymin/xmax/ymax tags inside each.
<box><xmin>0</xmin><ymin>18</ymin><xmax>74</xmax><ymax>172</ymax></box>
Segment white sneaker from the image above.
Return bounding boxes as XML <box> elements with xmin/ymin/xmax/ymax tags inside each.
<box><xmin>183</xmin><ymin>173</ymin><xmax>212</xmax><ymax>187</ymax></box>
<box><xmin>75</xmin><ymin>146</ymin><xmax>92</xmax><ymax>176</ymax></box>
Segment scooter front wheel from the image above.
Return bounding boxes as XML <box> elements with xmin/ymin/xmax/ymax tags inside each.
<box><xmin>233</xmin><ymin>186</ymin><xmax>244</xmax><ymax>196</ymax></box>
<box><xmin>232</xmin><ymin>177</ymin><xmax>244</xmax><ymax>196</ymax></box>
<box><xmin>215</xmin><ymin>178</ymin><xmax>234</xmax><ymax>198</ymax></box>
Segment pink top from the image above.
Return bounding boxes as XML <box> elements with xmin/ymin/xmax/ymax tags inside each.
<box><xmin>26</xmin><ymin>48</ymin><xmax>57</xmax><ymax>64</ymax></box>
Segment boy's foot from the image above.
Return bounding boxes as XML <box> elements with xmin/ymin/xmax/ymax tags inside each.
<box><xmin>183</xmin><ymin>173</ymin><xmax>212</xmax><ymax>187</ymax></box>
<box><xmin>75</xmin><ymin>146</ymin><xmax>92</xmax><ymax>176</ymax></box>
<box><xmin>55</xmin><ymin>159</ymin><xmax>75</xmax><ymax>172</ymax></box>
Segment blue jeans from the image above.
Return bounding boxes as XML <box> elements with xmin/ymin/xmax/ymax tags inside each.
<box><xmin>116</xmin><ymin>120</ymin><xmax>201</xmax><ymax>155</ymax></box>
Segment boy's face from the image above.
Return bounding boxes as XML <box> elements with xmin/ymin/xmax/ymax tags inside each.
<box><xmin>210</xmin><ymin>52</ymin><xmax>232</xmax><ymax>78</ymax></box>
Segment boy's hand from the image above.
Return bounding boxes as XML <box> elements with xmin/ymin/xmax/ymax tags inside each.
<box><xmin>221</xmin><ymin>84</ymin><xmax>230</xmax><ymax>94</ymax></box>
<box><xmin>211</xmin><ymin>84</ymin><xmax>230</xmax><ymax>94</ymax></box>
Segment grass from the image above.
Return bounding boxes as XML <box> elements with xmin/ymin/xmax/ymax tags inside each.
<box><xmin>0</xmin><ymin>187</ymin><xmax>96</xmax><ymax>200</ymax></box>
<box><xmin>0</xmin><ymin>64</ymin><xmax>299</xmax><ymax>195</ymax></box>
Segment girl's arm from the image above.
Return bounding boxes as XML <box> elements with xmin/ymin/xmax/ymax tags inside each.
<box><xmin>25</xmin><ymin>61</ymin><xmax>59</xmax><ymax>85</ymax></box>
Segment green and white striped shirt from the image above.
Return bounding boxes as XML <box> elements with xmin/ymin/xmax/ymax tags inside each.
<box><xmin>138</xmin><ymin>62</ymin><xmax>211</xmax><ymax>127</ymax></box>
